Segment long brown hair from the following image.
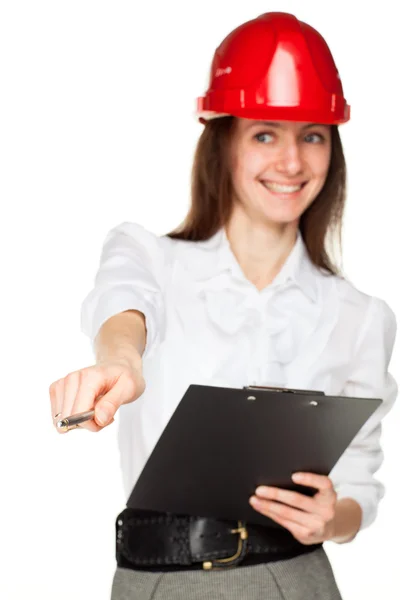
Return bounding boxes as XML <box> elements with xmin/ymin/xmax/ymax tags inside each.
<box><xmin>167</xmin><ymin>117</ymin><xmax>346</xmax><ymax>275</ymax></box>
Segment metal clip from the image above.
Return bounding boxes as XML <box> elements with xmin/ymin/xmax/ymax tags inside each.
<box><xmin>243</xmin><ymin>385</ymin><xmax>324</xmax><ymax>396</ymax></box>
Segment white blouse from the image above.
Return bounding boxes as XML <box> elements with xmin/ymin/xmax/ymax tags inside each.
<box><xmin>81</xmin><ymin>222</ymin><xmax>397</xmax><ymax>530</ymax></box>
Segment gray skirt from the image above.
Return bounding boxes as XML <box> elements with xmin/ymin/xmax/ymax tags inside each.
<box><xmin>110</xmin><ymin>547</ymin><xmax>342</xmax><ymax>599</ymax></box>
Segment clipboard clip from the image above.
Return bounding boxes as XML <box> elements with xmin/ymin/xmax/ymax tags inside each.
<box><xmin>243</xmin><ymin>385</ymin><xmax>325</xmax><ymax>396</ymax></box>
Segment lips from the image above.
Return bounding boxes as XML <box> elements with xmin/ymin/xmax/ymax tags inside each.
<box><xmin>263</xmin><ymin>180</ymin><xmax>307</xmax><ymax>185</ymax></box>
<box><xmin>260</xmin><ymin>180</ymin><xmax>307</xmax><ymax>193</ymax></box>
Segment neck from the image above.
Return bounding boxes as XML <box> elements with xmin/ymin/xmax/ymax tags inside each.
<box><xmin>225</xmin><ymin>211</ymin><xmax>299</xmax><ymax>291</ymax></box>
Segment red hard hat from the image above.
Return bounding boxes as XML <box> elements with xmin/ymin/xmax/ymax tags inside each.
<box><xmin>197</xmin><ymin>12</ymin><xmax>350</xmax><ymax>124</ymax></box>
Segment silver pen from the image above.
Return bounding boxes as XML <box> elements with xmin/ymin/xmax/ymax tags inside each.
<box><xmin>56</xmin><ymin>409</ymin><xmax>95</xmax><ymax>432</ymax></box>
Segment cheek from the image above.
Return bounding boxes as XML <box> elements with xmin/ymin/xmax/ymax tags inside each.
<box><xmin>308</xmin><ymin>148</ymin><xmax>331</xmax><ymax>182</ymax></box>
<box><xmin>232</xmin><ymin>149</ymin><xmax>266</xmax><ymax>186</ymax></box>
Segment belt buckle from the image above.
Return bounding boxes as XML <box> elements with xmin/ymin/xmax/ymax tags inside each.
<box><xmin>202</xmin><ymin>521</ymin><xmax>248</xmax><ymax>570</ymax></box>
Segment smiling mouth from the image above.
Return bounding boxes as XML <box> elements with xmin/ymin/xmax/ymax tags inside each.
<box><xmin>260</xmin><ymin>181</ymin><xmax>308</xmax><ymax>194</ymax></box>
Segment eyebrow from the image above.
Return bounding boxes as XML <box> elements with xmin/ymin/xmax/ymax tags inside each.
<box><xmin>250</xmin><ymin>121</ymin><xmax>325</xmax><ymax>129</ymax></box>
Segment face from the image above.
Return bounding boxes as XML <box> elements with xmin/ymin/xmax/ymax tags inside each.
<box><xmin>230</xmin><ymin>119</ymin><xmax>332</xmax><ymax>226</ymax></box>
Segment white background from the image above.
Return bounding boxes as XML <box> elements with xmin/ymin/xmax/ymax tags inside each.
<box><xmin>1</xmin><ymin>1</ymin><xmax>399</xmax><ymax>598</ymax></box>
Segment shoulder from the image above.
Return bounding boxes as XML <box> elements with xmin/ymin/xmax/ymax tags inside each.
<box><xmin>335</xmin><ymin>275</ymin><xmax>395</xmax><ymax>316</ymax></box>
<box><xmin>102</xmin><ymin>221</ymin><xmax>172</xmax><ymax>254</ymax></box>
<box><xmin>103</xmin><ymin>221</ymin><xmax>209</xmax><ymax>254</ymax></box>
<box><xmin>100</xmin><ymin>222</ymin><xmax>217</xmax><ymax>284</ymax></box>
<box><xmin>331</xmin><ymin>274</ymin><xmax>396</xmax><ymax>343</ymax></box>
<box><xmin>100</xmin><ymin>222</ymin><xmax>181</xmax><ymax>271</ymax></box>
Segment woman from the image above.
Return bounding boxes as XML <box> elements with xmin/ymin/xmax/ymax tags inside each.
<box><xmin>49</xmin><ymin>11</ymin><xmax>397</xmax><ymax>600</ymax></box>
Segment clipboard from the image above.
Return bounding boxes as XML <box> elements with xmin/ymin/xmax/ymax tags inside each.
<box><xmin>127</xmin><ymin>384</ymin><xmax>381</xmax><ymax>527</ymax></box>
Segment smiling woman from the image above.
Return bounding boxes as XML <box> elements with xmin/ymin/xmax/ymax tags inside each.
<box><xmin>169</xmin><ymin>116</ymin><xmax>345</xmax><ymax>280</ymax></box>
<box><xmin>50</xmin><ymin>10</ymin><xmax>397</xmax><ymax>600</ymax></box>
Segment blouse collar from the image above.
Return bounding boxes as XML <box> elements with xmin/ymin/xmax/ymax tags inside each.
<box><xmin>174</xmin><ymin>227</ymin><xmax>319</xmax><ymax>303</ymax></box>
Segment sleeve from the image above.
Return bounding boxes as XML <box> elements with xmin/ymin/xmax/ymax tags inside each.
<box><xmin>329</xmin><ymin>296</ymin><xmax>397</xmax><ymax>530</ymax></box>
<box><xmin>80</xmin><ymin>222</ymin><xmax>166</xmax><ymax>360</ymax></box>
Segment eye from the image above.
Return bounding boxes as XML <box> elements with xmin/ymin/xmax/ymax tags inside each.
<box><xmin>304</xmin><ymin>133</ymin><xmax>325</xmax><ymax>144</ymax></box>
<box><xmin>255</xmin><ymin>132</ymin><xmax>274</xmax><ymax>144</ymax></box>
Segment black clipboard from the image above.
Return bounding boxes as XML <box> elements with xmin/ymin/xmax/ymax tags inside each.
<box><xmin>127</xmin><ymin>384</ymin><xmax>381</xmax><ymax>527</ymax></box>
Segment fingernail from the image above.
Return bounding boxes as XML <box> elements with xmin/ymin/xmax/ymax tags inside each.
<box><xmin>255</xmin><ymin>486</ymin><xmax>268</xmax><ymax>496</ymax></box>
<box><xmin>292</xmin><ymin>473</ymin><xmax>304</xmax><ymax>482</ymax></box>
<box><xmin>96</xmin><ymin>408</ymin><xmax>109</xmax><ymax>426</ymax></box>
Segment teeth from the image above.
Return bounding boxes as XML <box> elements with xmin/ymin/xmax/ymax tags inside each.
<box><xmin>263</xmin><ymin>182</ymin><xmax>303</xmax><ymax>193</ymax></box>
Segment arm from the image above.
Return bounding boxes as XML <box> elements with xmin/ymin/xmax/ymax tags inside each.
<box><xmin>251</xmin><ymin>296</ymin><xmax>397</xmax><ymax>545</ymax></box>
<box><xmin>330</xmin><ymin>498</ymin><xmax>362</xmax><ymax>543</ymax></box>
<box><xmin>330</xmin><ymin>296</ymin><xmax>397</xmax><ymax>532</ymax></box>
<box><xmin>94</xmin><ymin>309</ymin><xmax>147</xmax><ymax>372</ymax></box>
<box><xmin>71</xmin><ymin>223</ymin><xmax>166</xmax><ymax>428</ymax></box>
<box><xmin>81</xmin><ymin>222</ymin><xmax>166</xmax><ymax>361</ymax></box>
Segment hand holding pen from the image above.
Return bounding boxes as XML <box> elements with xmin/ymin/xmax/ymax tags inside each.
<box><xmin>49</xmin><ymin>361</ymin><xmax>146</xmax><ymax>433</ymax></box>
<box><xmin>55</xmin><ymin>409</ymin><xmax>96</xmax><ymax>432</ymax></box>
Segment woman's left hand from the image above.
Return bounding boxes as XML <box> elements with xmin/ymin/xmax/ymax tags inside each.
<box><xmin>249</xmin><ymin>472</ymin><xmax>337</xmax><ymax>545</ymax></box>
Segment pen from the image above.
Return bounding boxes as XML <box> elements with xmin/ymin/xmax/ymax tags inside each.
<box><xmin>56</xmin><ymin>409</ymin><xmax>95</xmax><ymax>432</ymax></box>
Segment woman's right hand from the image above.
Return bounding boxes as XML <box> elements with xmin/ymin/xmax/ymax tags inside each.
<box><xmin>49</xmin><ymin>361</ymin><xmax>145</xmax><ymax>433</ymax></box>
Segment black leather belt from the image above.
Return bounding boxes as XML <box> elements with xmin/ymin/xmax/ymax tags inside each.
<box><xmin>116</xmin><ymin>508</ymin><xmax>322</xmax><ymax>571</ymax></box>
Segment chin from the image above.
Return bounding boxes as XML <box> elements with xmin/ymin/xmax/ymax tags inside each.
<box><xmin>256</xmin><ymin>190</ymin><xmax>315</xmax><ymax>225</ymax></box>
<box><xmin>260</xmin><ymin>209</ymin><xmax>304</xmax><ymax>226</ymax></box>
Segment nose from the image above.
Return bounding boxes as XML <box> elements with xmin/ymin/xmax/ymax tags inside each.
<box><xmin>274</xmin><ymin>140</ymin><xmax>304</xmax><ymax>176</ymax></box>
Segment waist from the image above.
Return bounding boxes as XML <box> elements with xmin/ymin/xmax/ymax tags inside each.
<box><xmin>116</xmin><ymin>508</ymin><xmax>322</xmax><ymax>572</ymax></box>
